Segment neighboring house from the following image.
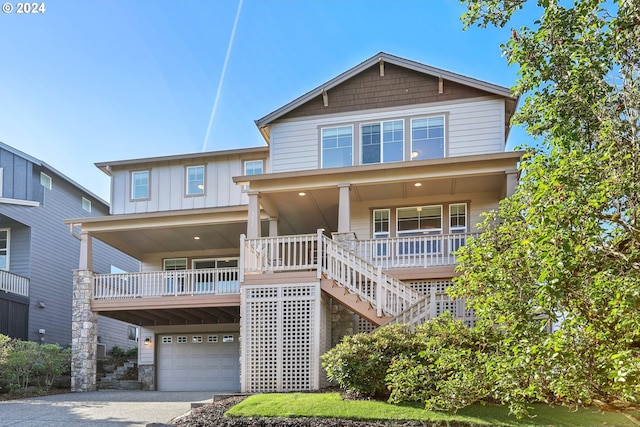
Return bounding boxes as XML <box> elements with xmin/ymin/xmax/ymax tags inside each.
<box><xmin>0</xmin><ymin>141</ymin><xmax>140</xmax><ymax>353</ymax></box>
<box><xmin>68</xmin><ymin>52</ymin><xmax>522</xmax><ymax>393</ymax></box>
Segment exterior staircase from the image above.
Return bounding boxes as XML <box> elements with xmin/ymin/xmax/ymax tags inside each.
<box><xmin>97</xmin><ymin>359</ymin><xmax>143</xmax><ymax>390</ymax></box>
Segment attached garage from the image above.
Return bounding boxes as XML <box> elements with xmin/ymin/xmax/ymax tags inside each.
<box><xmin>157</xmin><ymin>332</ymin><xmax>240</xmax><ymax>392</ymax></box>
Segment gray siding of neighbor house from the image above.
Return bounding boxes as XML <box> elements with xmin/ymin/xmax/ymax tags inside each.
<box><xmin>0</xmin><ymin>146</ymin><xmax>139</xmax><ymax>346</ymax></box>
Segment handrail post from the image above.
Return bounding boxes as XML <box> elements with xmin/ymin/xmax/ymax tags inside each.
<box><xmin>316</xmin><ymin>229</ymin><xmax>323</xmax><ymax>279</ymax></box>
<box><xmin>376</xmin><ymin>266</ymin><xmax>383</xmax><ymax>317</ymax></box>
<box><xmin>239</xmin><ymin>234</ymin><xmax>246</xmax><ymax>283</ymax></box>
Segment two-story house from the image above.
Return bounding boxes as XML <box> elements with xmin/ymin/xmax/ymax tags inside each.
<box><xmin>68</xmin><ymin>52</ymin><xmax>521</xmax><ymax>393</ymax></box>
<box><xmin>0</xmin><ymin>141</ymin><xmax>140</xmax><ymax>352</ymax></box>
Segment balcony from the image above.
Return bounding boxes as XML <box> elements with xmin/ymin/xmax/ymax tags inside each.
<box><xmin>0</xmin><ymin>270</ymin><xmax>29</xmax><ymax>297</ymax></box>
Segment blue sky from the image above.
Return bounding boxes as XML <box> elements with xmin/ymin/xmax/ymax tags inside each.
<box><xmin>0</xmin><ymin>0</ymin><xmax>535</xmax><ymax>201</ymax></box>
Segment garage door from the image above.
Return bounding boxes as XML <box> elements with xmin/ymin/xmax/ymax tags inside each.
<box><xmin>157</xmin><ymin>333</ymin><xmax>240</xmax><ymax>391</ymax></box>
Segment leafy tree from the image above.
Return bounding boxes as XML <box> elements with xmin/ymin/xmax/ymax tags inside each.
<box><xmin>452</xmin><ymin>0</ymin><xmax>640</xmax><ymax>417</ymax></box>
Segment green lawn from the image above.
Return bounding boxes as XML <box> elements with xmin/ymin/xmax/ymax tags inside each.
<box><xmin>225</xmin><ymin>392</ymin><xmax>640</xmax><ymax>427</ymax></box>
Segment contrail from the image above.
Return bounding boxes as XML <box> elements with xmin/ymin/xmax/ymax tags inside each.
<box><xmin>202</xmin><ymin>0</ymin><xmax>243</xmax><ymax>152</ymax></box>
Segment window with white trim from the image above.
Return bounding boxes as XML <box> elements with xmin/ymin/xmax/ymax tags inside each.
<box><xmin>163</xmin><ymin>258</ymin><xmax>187</xmax><ymax>271</ymax></box>
<box><xmin>127</xmin><ymin>326</ymin><xmax>139</xmax><ymax>342</ymax></box>
<box><xmin>397</xmin><ymin>206</ymin><xmax>442</xmax><ymax>236</ymax></box>
<box><xmin>243</xmin><ymin>160</ymin><xmax>263</xmax><ymax>191</ymax></box>
<box><xmin>0</xmin><ymin>229</ymin><xmax>9</xmax><ymax>270</ymax></box>
<box><xmin>177</xmin><ymin>336</ymin><xmax>187</xmax><ymax>343</ymax></box>
<box><xmin>164</xmin><ymin>258</ymin><xmax>187</xmax><ymax>294</ymax></box>
<box><xmin>131</xmin><ymin>170</ymin><xmax>149</xmax><ymax>200</ymax></box>
<box><xmin>373</xmin><ymin>209</ymin><xmax>390</xmax><ymax>257</ymax></box>
<box><xmin>411</xmin><ymin>116</ymin><xmax>445</xmax><ymax>160</ymax></box>
<box><xmin>321</xmin><ymin>126</ymin><xmax>353</xmax><ymax>168</ymax></box>
<box><xmin>449</xmin><ymin>203</ymin><xmax>467</xmax><ymax>233</ymax></box>
<box><xmin>82</xmin><ymin>197</ymin><xmax>91</xmax><ymax>212</ymax></box>
<box><xmin>186</xmin><ymin>165</ymin><xmax>205</xmax><ymax>195</ymax></box>
<box><xmin>40</xmin><ymin>172</ymin><xmax>52</xmax><ymax>190</ymax></box>
<box><xmin>223</xmin><ymin>335</ymin><xmax>234</xmax><ymax>343</ymax></box>
<box><xmin>162</xmin><ymin>336</ymin><xmax>172</xmax><ymax>344</ymax></box>
<box><xmin>208</xmin><ymin>335</ymin><xmax>218</xmax><ymax>343</ymax></box>
<box><xmin>362</xmin><ymin>120</ymin><xmax>404</xmax><ymax>164</ymax></box>
<box><xmin>192</xmin><ymin>336</ymin><xmax>203</xmax><ymax>343</ymax></box>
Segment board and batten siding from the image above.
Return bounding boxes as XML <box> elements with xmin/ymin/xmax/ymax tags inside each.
<box><xmin>110</xmin><ymin>155</ymin><xmax>252</xmax><ymax>215</ymax></box>
<box><xmin>269</xmin><ymin>97</ymin><xmax>506</xmax><ymax>173</ymax></box>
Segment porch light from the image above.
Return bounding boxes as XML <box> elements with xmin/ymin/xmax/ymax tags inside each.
<box><xmin>193</xmin><ymin>236</ymin><xmax>201</xmax><ymax>240</ymax></box>
<box><xmin>411</xmin><ymin>151</ymin><xmax>419</xmax><ymax>159</ymax></box>
<box><xmin>414</xmin><ymin>183</ymin><xmax>422</xmax><ymax>187</ymax></box>
<box><xmin>144</xmin><ymin>337</ymin><xmax>152</xmax><ymax>345</ymax></box>
<box><xmin>298</xmin><ymin>192</ymin><xmax>306</xmax><ymax>196</ymax></box>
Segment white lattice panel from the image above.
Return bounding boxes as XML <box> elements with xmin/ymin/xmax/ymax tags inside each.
<box><xmin>406</xmin><ymin>280</ymin><xmax>475</xmax><ymax>327</ymax></box>
<box><xmin>241</xmin><ymin>282</ymin><xmax>320</xmax><ymax>392</ymax></box>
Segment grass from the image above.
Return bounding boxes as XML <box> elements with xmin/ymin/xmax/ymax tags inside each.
<box><xmin>225</xmin><ymin>392</ymin><xmax>640</xmax><ymax>427</ymax></box>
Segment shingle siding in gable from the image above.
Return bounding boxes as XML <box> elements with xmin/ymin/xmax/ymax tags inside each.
<box><xmin>280</xmin><ymin>63</ymin><xmax>490</xmax><ymax>119</ymax></box>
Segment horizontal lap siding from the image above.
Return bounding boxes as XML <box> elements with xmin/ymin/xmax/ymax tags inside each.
<box><xmin>270</xmin><ymin>97</ymin><xmax>506</xmax><ymax>173</ymax></box>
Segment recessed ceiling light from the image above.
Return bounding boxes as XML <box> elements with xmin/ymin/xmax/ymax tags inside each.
<box><xmin>298</xmin><ymin>192</ymin><xmax>306</xmax><ymax>196</ymax></box>
<box><xmin>414</xmin><ymin>183</ymin><xmax>422</xmax><ymax>187</ymax></box>
<box><xmin>193</xmin><ymin>236</ymin><xmax>200</xmax><ymax>240</ymax></box>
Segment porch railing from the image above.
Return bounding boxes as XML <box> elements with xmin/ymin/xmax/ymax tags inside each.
<box><xmin>0</xmin><ymin>270</ymin><xmax>29</xmax><ymax>297</ymax></box>
<box><xmin>352</xmin><ymin>232</ymin><xmax>479</xmax><ymax>269</ymax></box>
<box><xmin>93</xmin><ymin>268</ymin><xmax>240</xmax><ymax>300</ymax></box>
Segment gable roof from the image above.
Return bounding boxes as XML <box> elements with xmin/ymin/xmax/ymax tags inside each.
<box><xmin>255</xmin><ymin>52</ymin><xmax>518</xmax><ymax>142</ymax></box>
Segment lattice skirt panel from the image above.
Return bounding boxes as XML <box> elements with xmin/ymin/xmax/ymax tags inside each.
<box><xmin>406</xmin><ymin>279</ymin><xmax>476</xmax><ymax>327</ymax></box>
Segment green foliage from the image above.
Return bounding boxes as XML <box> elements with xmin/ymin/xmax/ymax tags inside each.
<box><xmin>321</xmin><ymin>324</ymin><xmax>414</xmax><ymax>398</ymax></box>
<box><xmin>0</xmin><ymin>338</ymin><xmax>70</xmax><ymax>395</ymax></box>
<box><xmin>110</xmin><ymin>345</ymin><xmax>138</xmax><ymax>363</ymax></box>
<box><xmin>454</xmin><ymin>0</ymin><xmax>640</xmax><ymax>417</ymax></box>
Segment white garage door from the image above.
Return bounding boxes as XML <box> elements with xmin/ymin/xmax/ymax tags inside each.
<box><xmin>157</xmin><ymin>333</ymin><xmax>240</xmax><ymax>392</ymax></box>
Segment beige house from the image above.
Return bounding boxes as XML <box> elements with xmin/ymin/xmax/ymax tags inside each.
<box><xmin>68</xmin><ymin>52</ymin><xmax>521</xmax><ymax>393</ymax></box>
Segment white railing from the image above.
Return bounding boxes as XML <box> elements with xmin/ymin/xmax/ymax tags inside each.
<box><xmin>242</xmin><ymin>233</ymin><xmax>320</xmax><ymax>275</ymax></box>
<box><xmin>353</xmin><ymin>233</ymin><xmax>478</xmax><ymax>269</ymax></box>
<box><xmin>93</xmin><ymin>268</ymin><xmax>240</xmax><ymax>300</ymax></box>
<box><xmin>386</xmin><ymin>288</ymin><xmax>475</xmax><ymax>330</ymax></box>
<box><xmin>0</xmin><ymin>270</ymin><xmax>29</xmax><ymax>297</ymax></box>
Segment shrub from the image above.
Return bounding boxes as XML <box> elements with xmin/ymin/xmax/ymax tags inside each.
<box><xmin>321</xmin><ymin>324</ymin><xmax>414</xmax><ymax>398</ymax></box>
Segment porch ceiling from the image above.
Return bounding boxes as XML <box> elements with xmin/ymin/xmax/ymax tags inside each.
<box><xmin>97</xmin><ymin>306</ymin><xmax>241</xmax><ymax>327</ymax></box>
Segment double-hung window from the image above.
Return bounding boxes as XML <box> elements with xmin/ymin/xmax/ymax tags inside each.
<box><xmin>321</xmin><ymin>126</ymin><xmax>353</xmax><ymax>168</ymax></box>
<box><xmin>0</xmin><ymin>229</ymin><xmax>9</xmax><ymax>270</ymax></box>
<box><xmin>164</xmin><ymin>258</ymin><xmax>187</xmax><ymax>294</ymax></box>
<box><xmin>397</xmin><ymin>206</ymin><xmax>442</xmax><ymax>254</ymax></box>
<box><xmin>243</xmin><ymin>160</ymin><xmax>263</xmax><ymax>191</ymax></box>
<box><xmin>186</xmin><ymin>165</ymin><xmax>205</xmax><ymax>196</ymax></box>
<box><xmin>362</xmin><ymin>120</ymin><xmax>404</xmax><ymax>164</ymax></box>
<box><xmin>131</xmin><ymin>170</ymin><xmax>150</xmax><ymax>200</ymax></box>
<box><xmin>449</xmin><ymin>203</ymin><xmax>467</xmax><ymax>254</ymax></box>
<box><xmin>373</xmin><ymin>209</ymin><xmax>390</xmax><ymax>257</ymax></box>
<box><xmin>411</xmin><ymin>116</ymin><xmax>445</xmax><ymax>160</ymax></box>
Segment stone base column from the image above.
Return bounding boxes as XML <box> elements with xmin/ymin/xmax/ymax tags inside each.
<box><xmin>138</xmin><ymin>364</ymin><xmax>155</xmax><ymax>390</ymax></box>
<box><xmin>72</xmin><ymin>270</ymin><xmax>98</xmax><ymax>392</ymax></box>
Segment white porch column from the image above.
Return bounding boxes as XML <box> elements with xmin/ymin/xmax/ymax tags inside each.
<box><xmin>268</xmin><ymin>217</ymin><xmax>279</xmax><ymax>237</ymax></box>
<box><xmin>506</xmin><ymin>171</ymin><xmax>518</xmax><ymax>197</ymax></box>
<box><xmin>79</xmin><ymin>231</ymin><xmax>93</xmax><ymax>271</ymax></box>
<box><xmin>337</xmin><ymin>183</ymin><xmax>351</xmax><ymax>233</ymax></box>
<box><xmin>247</xmin><ymin>191</ymin><xmax>261</xmax><ymax>239</ymax></box>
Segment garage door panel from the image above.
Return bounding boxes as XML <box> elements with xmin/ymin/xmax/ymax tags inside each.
<box><xmin>157</xmin><ymin>333</ymin><xmax>240</xmax><ymax>392</ymax></box>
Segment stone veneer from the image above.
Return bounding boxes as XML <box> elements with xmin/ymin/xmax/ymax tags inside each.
<box><xmin>71</xmin><ymin>270</ymin><xmax>98</xmax><ymax>392</ymax></box>
<box><xmin>138</xmin><ymin>364</ymin><xmax>155</xmax><ymax>390</ymax></box>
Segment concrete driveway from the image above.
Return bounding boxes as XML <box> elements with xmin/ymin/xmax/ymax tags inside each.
<box><xmin>0</xmin><ymin>390</ymin><xmax>214</xmax><ymax>426</ymax></box>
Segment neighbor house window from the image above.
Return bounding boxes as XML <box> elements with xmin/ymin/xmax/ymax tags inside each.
<box><xmin>131</xmin><ymin>170</ymin><xmax>149</xmax><ymax>200</ymax></box>
<box><xmin>40</xmin><ymin>172</ymin><xmax>52</xmax><ymax>190</ymax></box>
<box><xmin>0</xmin><ymin>229</ymin><xmax>9</xmax><ymax>270</ymax></box>
<box><xmin>411</xmin><ymin>116</ymin><xmax>445</xmax><ymax>160</ymax></box>
<box><xmin>397</xmin><ymin>206</ymin><xmax>442</xmax><ymax>237</ymax></box>
<box><xmin>186</xmin><ymin>165</ymin><xmax>205</xmax><ymax>195</ymax></box>
<box><xmin>128</xmin><ymin>326</ymin><xmax>139</xmax><ymax>342</ymax></box>
<box><xmin>362</xmin><ymin>120</ymin><xmax>404</xmax><ymax>164</ymax></box>
<box><xmin>82</xmin><ymin>197</ymin><xmax>92</xmax><ymax>212</ymax></box>
<box><xmin>243</xmin><ymin>160</ymin><xmax>263</xmax><ymax>190</ymax></box>
<box><xmin>321</xmin><ymin>126</ymin><xmax>353</xmax><ymax>168</ymax></box>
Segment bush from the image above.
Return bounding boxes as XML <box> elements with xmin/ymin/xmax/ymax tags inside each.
<box><xmin>321</xmin><ymin>324</ymin><xmax>414</xmax><ymax>398</ymax></box>
<box><xmin>0</xmin><ymin>336</ymin><xmax>70</xmax><ymax>395</ymax></box>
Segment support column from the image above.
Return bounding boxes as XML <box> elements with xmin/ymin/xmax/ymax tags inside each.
<box><xmin>506</xmin><ymin>171</ymin><xmax>518</xmax><ymax>197</ymax></box>
<box><xmin>268</xmin><ymin>217</ymin><xmax>278</xmax><ymax>237</ymax></box>
<box><xmin>337</xmin><ymin>183</ymin><xmax>351</xmax><ymax>233</ymax></box>
<box><xmin>247</xmin><ymin>191</ymin><xmax>260</xmax><ymax>239</ymax></box>
<box><xmin>71</xmin><ymin>269</ymin><xmax>98</xmax><ymax>392</ymax></box>
<box><xmin>79</xmin><ymin>232</ymin><xmax>93</xmax><ymax>271</ymax></box>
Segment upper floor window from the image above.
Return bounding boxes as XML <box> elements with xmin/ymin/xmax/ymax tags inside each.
<box><xmin>186</xmin><ymin>165</ymin><xmax>205</xmax><ymax>196</ymax></box>
<box><xmin>449</xmin><ymin>203</ymin><xmax>467</xmax><ymax>233</ymax></box>
<box><xmin>40</xmin><ymin>172</ymin><xmax>52</xmax><ymax>190</ymax></box>
<box><xmin>81</xmin><ymin>197</ymin><xmax>92</xmax><ymax>212</ymax></box>
<box><xmin>131</xmin><ymin>170</ymin><xmax>149</xmax><ymax>200</ymax></box>
<box><xmin>397</xmin><ymin>206</ymin><xmax>442</xmax><ymax>237</ymax></box>
<box><xmin>243</xmin><ymin>160</ymin><xmax>264</xmax><ymax>190</ymax></box>
<box><xmin>362</xmin><ymin>120</ymin><xmax>404</xmax><ymax>164</ymax></box>
<box><xmin>322</xmin><ymin>126</ymin><xmax>353</xmax><ymax>168</ymax></box>
<box><xmin>163</xmin><ymin>258</ymin><xmax>187</xmax><ymax>271</ymax></box>
<box><xmin>0</xmin><ymin>229</ymin><xmax>9</xmax><ymax>270</ymax></box>
<box><xmin>411</xmin><ymin>116</ymin><xmax>445</xmax><ymax>160</ymax></box>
